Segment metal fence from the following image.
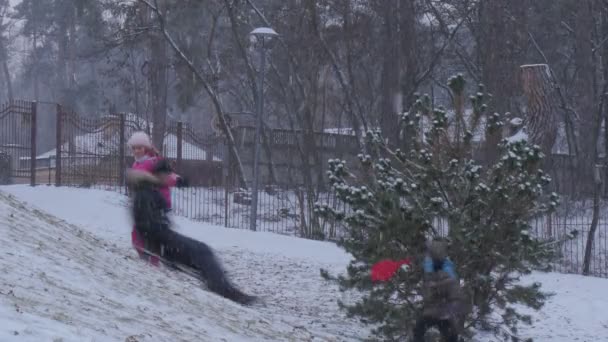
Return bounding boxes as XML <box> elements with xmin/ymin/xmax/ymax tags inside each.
<box><xmin>433</xmin><ymin>213</ymin><xmax>608</xmax><ymax>278</ymax></box>
<box><xmin>52</xmin><ymin>106</ymin><xmax>349</xmax><ymax>239</ymax></box>
<box><xmin>532</xmin><ymin>208</ymin><xmax>608</xmax><ymax>277</ymax></box>
<box><xmin>0</xmin><ymin>100</ymin><xmax>36</xmax><ymax>185</ymax></box>
<box><xmin>2</xmin><ymin>100</ymin><xmax>608</xmax><ymax>277</ymax></box>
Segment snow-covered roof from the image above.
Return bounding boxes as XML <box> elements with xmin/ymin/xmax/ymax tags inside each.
<box><xmin>22</xmin><ymin>112</ymin><xmax>221</xmax><ymax>162</ymax></box>
<box><xmin>163</xmin><ymin>134</ymin><xmax>222</xmax><ymax>162</ymax></box>
<box><xmin>25</xmin><ymin>132</ymin><xmax>220</xmax><ymax>162</ymax></box>
<box><xmin>323</xmin><ymin>127</ymin><xmax>357</xmax><ymax>136</ymax></box>
<box><xmin>28</xmin><ymin>131</ymin><xmax>121</xmax><ymax>161</ymax></box>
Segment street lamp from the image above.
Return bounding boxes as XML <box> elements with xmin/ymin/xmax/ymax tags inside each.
<box><xmin>249</xmin><ymin>26</ymin><xmax>278</xmax><ymax>232</ymax></box>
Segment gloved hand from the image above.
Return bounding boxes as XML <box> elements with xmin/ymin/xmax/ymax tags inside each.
<box><xmin>176</xmin><ymin>176</ymin><xmax>190</xmax><ymax>188</ymax></box>
<box><xmin>126</xmin><ymin>169</ymin><xmax>161</xmax><ymax>187</ymax></box>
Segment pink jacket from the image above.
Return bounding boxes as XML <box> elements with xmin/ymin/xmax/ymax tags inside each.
<box><xmin>131</xmin><ymin>155</ymin><xmax>178</xmax><ymax>208</ymax></box>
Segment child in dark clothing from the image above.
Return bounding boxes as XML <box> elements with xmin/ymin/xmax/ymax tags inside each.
<box><xmin>413</xmin><ymin>238</ymin><xmax>465</xmax><ymax>342</ymax></box>
<box><xmin>127</xmin><ymin>131</ymin><xmax>181</xmax><ymax>266</ymax></box>
<box><xmin>126</xmin><ymin>159</ymin><xmax>256</xmax><ymax>305</ymax></box>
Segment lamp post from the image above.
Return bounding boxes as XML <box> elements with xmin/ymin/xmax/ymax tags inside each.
<box><xmin>249</xmin><ymin>27</ymin><xmax>278</xmax><ymax>232</ymax></box>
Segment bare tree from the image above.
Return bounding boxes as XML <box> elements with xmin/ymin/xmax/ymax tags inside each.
<box><xmin>583</xmin><ymin>0</ymin><xmax>608</xmax><ymax>275</ymax></box>
<box><xmin>138</xmin><ymin>0</ymin><xmax>248</xmax><ymax>188</ymax></box>
<box><xmin>0</xmin><ymin>0</ymin><xmax>13</xmax><ymax>102</ymax></box>
<box><xmin>144</xmin><ymin>0</ymin><xmax>169</xmax><ymax>149</ymax></box>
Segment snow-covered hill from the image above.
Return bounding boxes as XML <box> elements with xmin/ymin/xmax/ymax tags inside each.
<box><xmin>1</xmin><ymin>185</ymin><xmax>607</xmax><ymax>341</ymax></box>
<box><xmin>0</xmin><ymin>186</ymin><xmax>367</xmax><ymax>341</ymax></box>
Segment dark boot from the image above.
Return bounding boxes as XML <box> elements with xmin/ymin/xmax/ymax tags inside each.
<box><xmin>196</xmin><ymin>252</ymin><xmax>256</xmax><ymax>305</ymax></box>
<box><xmin>219</xmin><ymin>284</ymin><xmax>257</xmax><ymax>305</ymax></box>
<box><xmin>413</xmin><ymin>317</ymin><xmax>459</xmax><ymax>342</ymax></box>
<box><xmin>412</xmin><ymin>317</ymin><xmax>433</xmax><ymax>342</ymax></box>
<box><xmin>165</xmin><ymin>232</ymin><xmax>255</xmax><ymax>305</ymax></box>
<box><xmin>437</xmin><ymin>319</ymin><xmax>459</xmax><ymax>342</ymax></box>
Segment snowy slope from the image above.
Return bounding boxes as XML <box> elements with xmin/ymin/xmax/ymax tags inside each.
<box><xmin>1</xmin><ymin>185</ymin><xmax>608</xmax><ymax>341</ymax></box>
<box><xmin>0</xmin><ymin>186</ymin><xmax>368</xmax><ymax>341</ymax></box>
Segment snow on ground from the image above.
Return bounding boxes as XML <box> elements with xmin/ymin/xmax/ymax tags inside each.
<box><xmin>515</xmin><ymin>272</ymin><xmax>608</xmax><ymax>341</ymax></box>
<box><xmin>1</xmin><ymin>185</ymin><xmax>608</xmax><ymax>341</ymax></box>
<box><xmin>0</xmin><ymin>185</ymin><xmax>367</xmax><ymax>341</ymax></box>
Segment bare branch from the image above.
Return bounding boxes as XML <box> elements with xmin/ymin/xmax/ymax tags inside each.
<box><xmin>245</xmin><ymin>0</ymin><xmax>367</xmax><ymax>148</ymax></box>
<box><xmin>138</xmin><ymin>0</ymin><xmax>248</xmax><ymax>188</ymax></box>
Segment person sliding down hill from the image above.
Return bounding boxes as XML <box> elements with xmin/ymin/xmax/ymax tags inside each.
<box><xmin>126</xmin><ymin>158</ymin><xmax>256</xmax><ymax>306</ymax></box>
<box><xmin>127</xmin><ymin>131</ymin><xmax>187</xmax><ymax>266</ymax></box>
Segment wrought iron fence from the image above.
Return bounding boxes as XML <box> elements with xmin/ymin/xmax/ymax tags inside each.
<box><xmin>3</xmin><ymin>100</ymin><xmax>608</xmax><ymax>278</ymax></box>
<box><xmin>0</xmin><ymin>100</ymin><xmax>36</xmax><ymax>185</ymax></box>
<box><xmin>50</xmin><ymin>108</ymin><xmax>353</xmax><ymax>239</ymax></box>
<box><xmin>530</xmin><ymin>211</ymin><xmax>608</xmax><ymax>277</ymax></box>
<box><xmin>432</xmin><ymin>213</ymin><xmax>608</xmax><ymax>278</ymax></box>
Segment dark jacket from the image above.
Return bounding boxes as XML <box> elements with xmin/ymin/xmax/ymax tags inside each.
<box><xmin>421</xmin><ymin>259</ymin><xmax>468</xmax><ymax>332</ymax></box>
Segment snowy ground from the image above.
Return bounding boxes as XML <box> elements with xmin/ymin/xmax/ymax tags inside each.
<box><xmin>0</xmin><ymin>185</ymin><xmax>607</xmax><ymax>341</ymax></box>
<box><xmin>0</xmin><ymin>185</ymin><xmax>367</xmax><ymax>341</ymax></box>
<box><xmin>515</xmin><ymin>273</ymin><xmax>608</xmax><ymax>341</ymax></box>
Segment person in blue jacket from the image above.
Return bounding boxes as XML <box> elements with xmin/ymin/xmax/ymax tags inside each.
<box><xmin>423</xmin><ymin>238</ymin><xmax>457</xmax><ymax>279</ymax></box>
<box><xmin>413</xmin><ymin>238</ymin><xmax>463</xmax><ymax>342</ymax></box>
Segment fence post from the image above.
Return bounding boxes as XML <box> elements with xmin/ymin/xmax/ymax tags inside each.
<box><xmin>30</xmin><ymin>101</ymin><xmax>37</xmax><ymax>187</ymax></box>
<box><xmin>224</xmin><ymin>139</ymin><xmax>230</xmax><ymax>227</ymax></box>
<box><xmin>119</xmin><ymin>113</ymin><xmax>125</xmax><ymax>190</ymax></box>
<box><xmin>176</xmin><ymin>121</ymin><xmax>183</xmax><ymax>169</ymax></box>
<box><xmin>55</xmin><ymin>104</ymin><xmax>62</xmax><ymax>186</ymax></box>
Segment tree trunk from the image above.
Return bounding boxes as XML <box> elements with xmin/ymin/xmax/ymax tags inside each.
<box><xmin>398</xmin><ymin>0</ymin><xmax>418</xmax><ymax>142</ymax></box>
<box><xmin>477</xmin><ymin>0</ymin><xmax>527</xmax><ymax>162</ymax></box>
<box><xmin>148</xmin><ymin>4</ymin><xmax>168</xmax><ymax>150</ymax></box>
<box><xmin>520</xmin><ymin>64</ymin><xmax>559</xmax><ymax>156</ymax></box>
<box><xmin>2</xmin><ymin>60</ymin><xmax>13</xmax><ymax>101</ymax></box>
<box><xmin>0</xmin><ymin>33</ymin><xmax>13</xmax><ymax>102</ymax></box>
<box><xmin>57</xmin><ymin>9</ymin><xmax>70</xmax><ymax>106</ymax></box>
<box><xmin>584</xmin><ymin>1</ymin><xmax>608</xmax><ymax>274</ymax></box>
<box><xmin>603</xmin><ymin>4</ymin><xmax>608</xmax><ymax>198</ymax></box>
<box><xmin>33</xmin><ymin>33</ymin><xmax>39</xmax><ymax>101</ymax></box>
<box><xmin>378</xmin><ymin>2</ymin><xmax>400</xmax><ymax>145</ymax></box>
<box><xmin>68</xmin><ymin>8</ymin><xmax>76</xmax><ymax>92</ymax></box>
<box><xmin>574</xmin><ymin>0</ymin><xmax>596</xmax><ymax>197</ymax></box>
<box><xmin>260</xmin><ymin>127</ymin><xmax>277</xmax><ymax>185</ymax></box>
<box><xmin>583</xmin><ymin>164</ymin><xmax>602</xmax><ymax>275</ymax></box>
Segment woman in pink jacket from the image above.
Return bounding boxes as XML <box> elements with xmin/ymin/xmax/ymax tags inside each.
<box><xmin>127</xmin><ymin>131</ymin><xmax>181</xmax><ymax>265</ymax></box>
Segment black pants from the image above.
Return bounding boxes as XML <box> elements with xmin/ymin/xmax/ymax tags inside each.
<box><xmin>139</xmin><ymin>220</ymin><xmax>254</xmax><ymax>305</ymax></box>
<box><xmin>132</xmin><ymin>186</ymin><xmax>254</xmax><ymax>305</ymax></box>
<box><xmin>412</xmin><ymin>317</ymin><xmax>459</xmax><ymax>342</ymax></box>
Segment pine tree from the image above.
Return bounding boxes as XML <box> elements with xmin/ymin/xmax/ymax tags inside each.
<box><xmin>317</xmin><ymin>75</ymin><xmax>561</xmax><ymax>341</ymax></box>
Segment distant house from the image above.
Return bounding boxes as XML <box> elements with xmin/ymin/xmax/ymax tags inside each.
<box><xmin>20</xmin><ymin>113</ymin><xmax>221</xmax><ymax>169</ymax></box>
<box><xmin>161</xmin><ymin>133</ymin><xmax>222</xmax><ymax>162</ymax></box>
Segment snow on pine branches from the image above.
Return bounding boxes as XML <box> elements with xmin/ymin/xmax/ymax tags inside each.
<box><xmin>317</xmin><ymin>74</ymin><xmax>561</xmax><ymax>341</ymax></box>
